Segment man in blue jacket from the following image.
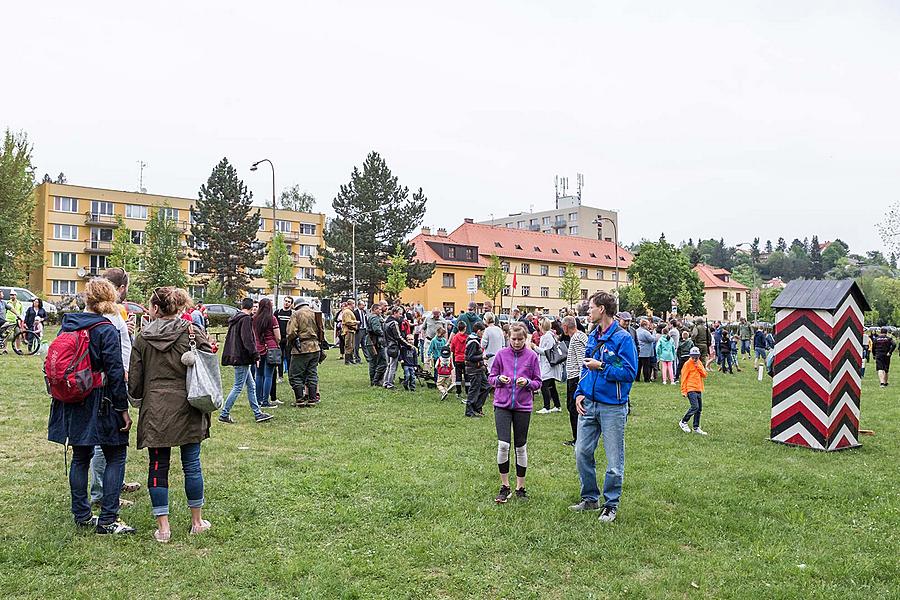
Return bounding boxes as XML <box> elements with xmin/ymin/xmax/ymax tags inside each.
<box><xmin>570</xmin><ymin>291</ymin><xmax>638</xmax><ymax>523</ymax></box>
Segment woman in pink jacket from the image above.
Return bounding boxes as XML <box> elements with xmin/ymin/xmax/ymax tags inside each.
<box><xmin>488</xmin><ymin>322</ymin><xmax>542</xmax><ymax>503</ymax></box>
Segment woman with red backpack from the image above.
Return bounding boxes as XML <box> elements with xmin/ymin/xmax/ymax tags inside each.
<box><xmin>47</xmin><ymin>278</ymin><xmax>135</xmax><ymax>535</ymax></box>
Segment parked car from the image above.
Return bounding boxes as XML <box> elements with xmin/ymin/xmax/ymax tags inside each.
<box><xmin>497</xmin><ymin>314</ymin><xmax>510</xmax><ymax>324</ymax></box>
<box><xmin>0</xmin><ymin>286</ymin><xmax>57</xmax><ymax>314</ymax></box>
<box><xmin>205</xmin><ymin>303</ymin><xmax>239</xmax><ymax>317</ymax></box>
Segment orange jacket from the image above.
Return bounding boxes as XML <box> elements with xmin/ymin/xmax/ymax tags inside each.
<box><xmin>680</xmin><ymin>359</ymin><xmax>707</xmax><ymax>395</ymax></box>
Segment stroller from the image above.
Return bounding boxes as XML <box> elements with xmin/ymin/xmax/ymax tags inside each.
<box><xmin>416</xmin><ymin>363</ymin><xmax>436</xmax><ymax>389</ymax></box>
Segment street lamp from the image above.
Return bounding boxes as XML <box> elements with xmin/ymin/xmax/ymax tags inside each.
<box><xmin>250</xmin><ymin>159</ymin><xmax>279</xmax><ymax>300</ymax></box>
<box><xmin>351</xmin><ymin>208</ymin><xmax>386</xmax><ymax>302</ymax></box>
<box><xmin>593</xmin><ymin>217</ymin><xmax>620</xmax><ymax>311</ymax></box>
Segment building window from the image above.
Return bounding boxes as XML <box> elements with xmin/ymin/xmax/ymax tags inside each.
<box><xmin>540</xmin><ymin>287</ymin><xmax>549</xmax><ymax>298</ymax></box>
<box><xmin>258</xmin><ymin>217</ymin><xmax>265</xmax><ymax>230</ymax></box>
<box><xmin>581</xmin><ymin>289</ymin><xmax>589</xmax><ymax>300</ymax></box>
<box><xmin>580</xmin><ymin>268</ymin><xmax>588</xmax><ymax>278</ymax></box>
<box><xmin>89</xmin><ymin>255</ymin><xmax>108</xmax><ymax>273</ymax></box>
<box><xmin>737</xmin><ymin>310</ymin><xmax>742</xmax><ymax>320</ymax></box>
<box><xmin>569</xmin><ymin>226</ymin><xmax>578</xmax><ymax>235</ymax></box>
<box><xmin>298</xmin><ymin>245</ymin><xmax>317</xmax><ymax>257</ymax></box>
<box><xmin>442</xmin><ymin>273</ymin><xmax>456</xmax><ymax>288</ymax></box>
<box><xmin>300</xmin><ymin>223</ymin><xmax>317</xmax><ymax>235</ymax></box>
<box><xmin>91</xmin><ymin>200</ymin><xmax>114</xmax><ymax>216</ymax></box>
<box><xmin>723</xmin><ymin>291</ymin><xmax>728</xmax><ymax>301</ymax></box>
<box><xmin>723</xmin><ymin>311</ymin><xmax>729</xmax><ymax>320</ymax></box>
<box><xmin>189</xmin><ymin>285</ymin><xmax>206</xmax><ymax>299</ymax></box>
<box><xmin>521</xmin><ymin>263</ymin><xmax>530</xmax><ymax>274</ymax></box>
<box><xmin>517</xmin><ymin>221</ymin><xmax>526</xmax><ymax>229</ymax></box>
<box><xmin>736</xmin><ymin>292</ymin><xmax>742</xmax><ymax>302</ymax></box>
<box><xmin>596</xmin><ymin>270</ymin><xmax>604</xmax><ymax>280</ymax></box>
<box><xmin>501</xmin><ymin>261</ymin><xmax>510</xmax><ymax>273</ymax></box>
<box><xmin>542</xmin><ymin>216</ymin><xmax>551</xmax><ymax>225</ymax></box>
<box><xmin>521</xmin><ymin>286</ymin><xmax>530</xmax><ymax>297</ymax></box>
<box><xmin>274</xmin><ymin>219</ymin><xmax>291</xmax><ymax>233</ymax></box>
<box><xmin>569</xmin><ymin>212</ymin><xmax>578</xmax><ymax>222</ymax></box>
<box><xmin>161</xmin><ymin>207</ymin><xmax>178</xmax><ymax>221</ymax></box>
<box><xmin>558</xmin><ymin>288</ymin><xmax>564</xmax><ymax>298</ymax></box>
<box><xmin>53</xmin><ymin>197</ymin><xmax>78</xmax><ymax>213</ymax></box>
<box><xmin>611</xmin><ymin>272</ymin><xmax>618</xmax><ymax>281</ymax></box>
<box><xmin>131</xmin><ymin>230</ymin><xmax>145</xmax><ymax>245</ymax></box>
<box><xmin>189</xmin><ymin>260</ymin><xmax>201</xmax><ymax>275</ymax></box>
<box><xmin>52</xmin><ymin>252</ymin><xmax>77</xmax><ymax>268</ymax></box>
<box><xmin>53</xmin><ymin>224</ymin><xmax>79</xmax><ymax>240</ymax></box>
<box><xmin>447</xmin><ymin>246</ymin><xmax>456</xmax><ymax>259</ymax></box>
<box><xmin>52</xmin><ymin>280</ymin><xmax>77</xmax><ymax>295</ymax></box>
<box><xmin>558</xmin><ymin>266</ymin><xmax>565</xmax><ymax>276</ymax></box>
<box><xmin>502</xmin><ymin>286</ymin><xmax>510</xmax><ymax>296</ymax></box>
<box><xmin>540</xmin><ymin>265</ymin><xmax>549</xmax><ymax>276</ymax></box>
<box><xmin>91</xmin><ymin>227</ymin><xmax>113</xmax><ymax>242</ymax></box>
<box><xmin>505</xmin><ymin>223</ymin><xmax>512</xmax><ymax>228</ymax></box>
<box><xmin>465</xmin><ymin>248</ymin><xmax>474</xmax><ymax>260</ymax></box>
<box><xmin>125</xmin><ymin>204</ymin><xmax>148</xmax><ymax>219</ymax></box>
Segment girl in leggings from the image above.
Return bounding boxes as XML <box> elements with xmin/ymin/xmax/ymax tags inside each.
<box><xmin>488</xmin><ymin>323</ymin><xmax>542</xmax><ymax>503</ymax></box>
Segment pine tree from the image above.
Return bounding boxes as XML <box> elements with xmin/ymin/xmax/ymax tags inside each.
<box><xmin>776</xmin><ymin>237</ymin><xmax>787</xmax><ymax>252</ymax></box>
<box><xmin>140</xmin><ymin>206</ymin><xmax>187</xmax><ymax>291</ymax></box>
<box><xmin>313</xmin><ymin>151</ymin><xmax>434</xmax><ymax>301</ymax></box>
<box><xmin>262</xmin><ymin>232</ymin><xmax>293</xmax><ymax>293</ymax></box>
<box><xmin>0</xmin><ymin>129</ymin><xmax>42</xmax><ymax>285</ymax></box>
<box><xmin>192</xmin><ymin>158</ymin><xmax>263</xmax><ymax>301</ymax></box>
<box><xmin>384</xmin><ymin>243</ymin><xmax>409</xmax><ymax>302</ymax></box>
<box><xmin>765</xmin><ymin>239</ymin><xmax>773</xmax><ymax>254</ymax></box>
<box><xmin>809</xmin><ymin>235</ymin><xmax>824</xmax><ymax>278</ymax></box>
<box><xmin>480</xmin><ymin>254</ymin><xmax>506</xmax><ymax>307</ymax></box>
<box><xmin>559</xmin><ymin>263</ymin><xmax>581</xmax><ymax>308</ymax></box>
<box><xmin>750</xmin><ymin>237</ymin><xmax>761</xmax><ymax>265</ymax></box>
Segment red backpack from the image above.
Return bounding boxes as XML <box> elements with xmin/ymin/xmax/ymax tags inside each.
<box><xmin>44</xmin><ymin>322</ymin><xmax>110</xmax><ymax>403</ymax></box>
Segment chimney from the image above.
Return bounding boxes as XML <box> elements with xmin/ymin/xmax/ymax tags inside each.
<box><xmin>437</xmin><ymin>227</ymin><xmax>447</xmax><ymax>237</ymax></box>
<box><xmin>464</xmin><ymin>218</ymin><xmax>474</xmax><ymax>224</ymax></box>
<box><xmin>421</xmin><ymin>226</ymin><xmax>431</xmax><ymax>235</ymax></box>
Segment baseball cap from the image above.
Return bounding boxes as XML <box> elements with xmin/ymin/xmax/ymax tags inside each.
<box><xmin>689</xmin><ymin>347</ymin><xmax>701</xmax><ymax>356</ymax></box>
<box><xmin>616</xmin><ymin>311</ymin><xmax>632</xmax><ymax>321</ymax></box>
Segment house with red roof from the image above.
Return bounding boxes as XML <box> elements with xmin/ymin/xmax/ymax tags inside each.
<box><xmin>692</xmin><ymin>263</ymin><xmax>750</xmax><ymax>321</ymax></box>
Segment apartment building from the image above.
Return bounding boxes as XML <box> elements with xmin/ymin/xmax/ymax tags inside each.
<box><xmin>477</xmin><ymin>203</ymin><xmax>619</xmax><ymax>242</ymax></box>
<box><xmin>401</xmin><ymin>220</ymin><xmax>633</xmax><ymax>316</ymax></box>
<box><xmin>30</xmin><ymin>183</ymin><xmax>326</xmax><ymax>300</ymax></box>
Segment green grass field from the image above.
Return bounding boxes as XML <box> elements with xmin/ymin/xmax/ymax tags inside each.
<box><xmin>0</xmin><ymin>347</ymin><xmax>897</xmax><ymax>599</ymax></box>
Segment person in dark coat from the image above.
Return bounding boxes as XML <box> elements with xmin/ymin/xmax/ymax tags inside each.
<box><xmin>129</xmin><ymin>287</ymin><xmax>213</xmax><ymax>542</ymax></box>
<box><xmin>219</xmin><ymin>298</ymin><xmax>272</xmax><ymax>424</ymax></box>
<box><xmin>47</xmin><ymin>278</ymin><xmax>135</xmax><ymax>534</ymax></box>
<box><xmin>24</xmin><ymin>298</ymin><xmax>48</xmax><ymax>336</ymax></box>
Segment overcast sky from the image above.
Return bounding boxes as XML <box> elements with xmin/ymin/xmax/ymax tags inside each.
<box><xmin>5</xmin><ymin>1</ymin><xmax>900</xmax><ymax>254</ymax></box>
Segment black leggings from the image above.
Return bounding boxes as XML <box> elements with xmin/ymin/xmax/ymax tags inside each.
<box><xmin>454</xmin><ymin>361</ymin><xmax>466</xmax><ymax>395</ymax></box>
<box><xmin>540</xmin><ymin>378</ymin><xmax>560</xmax><ymax>409</ymax></box>
<box><xmin>495</xmin><ymin>407</ymin><xmax>531</xmax><ymax>477</ymax></box>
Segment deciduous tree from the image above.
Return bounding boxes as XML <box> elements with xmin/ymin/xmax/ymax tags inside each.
<box><xmin>262</xmin><ymin>232</ymin><xmax>293</xmax><ymax>293</ymax></box>
<box><xmin>139</xmin><ymin>206</ymin><xmax>187</xmax><ymax>291</ymax></box>
<box><xmin>559</xmin><ymin>263</ymin><xmax>581</xmax><ymax>308</ymax></box>
<box><xmin>480</xmin><ymin>254</ymin><xmax>506</xmax><ymax>307</ymax></box>
<box><xmin>0</xmin><ymin>129</ymin><xmax>42</xmax><ymax>285</ymax></box>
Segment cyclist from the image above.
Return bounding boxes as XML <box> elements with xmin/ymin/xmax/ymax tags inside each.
<box><xmin>4</xmin><ymin>291</ymin><xmax>25</xmax><ymax>353</ymax></box>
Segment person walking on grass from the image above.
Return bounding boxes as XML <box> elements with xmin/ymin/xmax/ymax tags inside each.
<box><xmin>481</xmin><ymin>312</ymin><xmax>505</xmax><ymax>372</ymax></box>
<box><xmin>488</xmin><ymin>323</ymin><xmax>542</xmax><ymax>503</ymax></box>
<box><xmin>401</xmin><ymin>334</ymin><xmax>419</xmax><ymax>391</ymax></box>
<box><xmin>656</xmin><ymin>330</ymin><xmax>676</xmax><ymax>385</ymax></box>
<box><xmin>738</xmin><ymin>317</ymin><xmax>753</xmax><ymax>361</ymax></box>
<box><xmin>427</xmin><ymin>326</ymin><xmax>449</xmax><ymax>380</ymax></box>
<box><xmin>534</xmin><ymin>317</ymin><xmax>563</xmax><ymax>414</ymax></box>
<box><xmin>753</xmin><ymin>325</ymin><xmax>767</xmax><ymax>368</ymax></box>
<box><xmin>636</xmin><ymin>319</ymin><xmax>656</xmax><ymax>383</ymax></box>
<box><xmin>382</xmin><ymin>307</ymin><xmax>405</xmax><ymax>389</ymax></box>
<box><xmin>464</xmin><ymin>322</ymin><xmax>490</xmax><ymax>417</ymax></box>
<box><xmin>287</xmin><ymin>298</ymin><xmax>324</xmax><ymax>407</ymax></box>
<box><xmin>341</xmin><ymin>300</ymin><xmax>360</xmax><ymax>366</ymax></box>
<box><xmin>253</xmin><ymin>298</ymin><xmax>281</xmax><ymax>409</ymax></box>
<box><xmin>562</xmin><ymin>316</ymin><xmax>588</xmax><ymax>447</ymax></box>
<box><xmin>450</xmin><ymin>321</ymin><xmax>469</xmax><ymax>400</ymax></box>
<box><xmin>219</xmin><ymin>298</ymin><xmax>273</xmax><ymax>424</ymax></box>
<box><xmin>47</xmin><ymin>278</ymin><xmax>135</xmax><ymax>535</ymax></box>
<box><xmin>128</xmin><ymin>287</ymin><xmax>213</xmax><ymax>543</ymax></box>
<box><xmin>435</xmin><ymin>345</ymin><xmax>455</xmax><ymax>400</ymax></box>
<box><xmin>570</xmin><ymin>291</ymin><xmax>637</xmax><ymax>523</ymax></box>
<box><xmin>872</xmin><ymin>327</ymin><xmax>897</xmax><ymax>387</ymax></box>
<box><xmin>275</xmin><ymin>297</ymin><xmax>294</xmax><ymax>382</ymax></box>
<box><xmin>678</xmin><ymin>347</ymin><xmax>708</xmax><ymax>435</ymax></box>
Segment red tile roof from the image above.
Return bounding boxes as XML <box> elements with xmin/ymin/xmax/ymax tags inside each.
<box><xmin>446</xmin><ymin>222</ymin><xmax>632</xmax><ymax>268</ymax></box>
<box><xmin>693</xmin><ymin>264</ymin><xmax>749</xmax><ymax>290</ymax></box>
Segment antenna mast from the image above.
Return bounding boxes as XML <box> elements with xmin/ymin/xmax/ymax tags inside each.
<box><xmin>138</xmin><ymin>161</ymin><xmax>148</xmax><ymax>193</ymax></box>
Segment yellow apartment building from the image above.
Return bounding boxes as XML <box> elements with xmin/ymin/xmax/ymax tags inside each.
<box><xmin>401</xmin><ymin>220</ymin><xmax>633</xmax><ymax>315</ymax></box>
<box><xmin>30</xmin><ymin>183</ymin><xmax>326</xmax><ymax>301</ymax></box>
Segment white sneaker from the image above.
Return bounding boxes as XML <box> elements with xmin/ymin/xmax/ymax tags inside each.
<box><xmin>536</xmin><ymin>408</ymin><xmax>551</xmax><ymax>415</ymax></box>
<box><xmin>693</xmin><ymin>427</ymin><xmax>708</xmax><ymax>436</ymax></box>
<box><xmin>549</xmin><ymin>407</ymin><xmax>561</xmax><ymax>413</ymax></box>
<box><xmin>678</xmin><ymin>421</ymin><xmax>691</xmax><ymax>433</ymax></box>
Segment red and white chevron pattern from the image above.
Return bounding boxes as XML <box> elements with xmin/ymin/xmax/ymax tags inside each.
<box><xmin>771</xmin><ymin>295</ymin><xmax>864</xmax><ymax>451</ymax></box>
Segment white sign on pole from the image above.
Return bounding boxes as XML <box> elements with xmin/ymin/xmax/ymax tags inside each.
<box><xmin>751</xmin><ymin>289</ymin><xmax>760</xmax><ymax>314</ymax></box>
<box><xmin>467</xmin><ymin>278</ymin><xmax>478</xmax><ymax>295</ymax></box>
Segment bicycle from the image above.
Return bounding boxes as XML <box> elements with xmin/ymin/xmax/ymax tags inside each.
<box><xmin>0</xmin><ymin>319</ymin><xmax>42</xmax><ymax>356</ymax></box>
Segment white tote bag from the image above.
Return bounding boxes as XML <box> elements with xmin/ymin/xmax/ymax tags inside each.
<box><xmin>186</xmin><ymin>325</ymin><xmax>224</xmax><ymax>413</ymax></box>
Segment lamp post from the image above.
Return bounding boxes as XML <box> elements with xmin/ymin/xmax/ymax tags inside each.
<box><xmin>250</xmin><ymin>159</ymin><xmax>279</xmax><ymax>300</ymax></box>
<box><xmin>593</xmin><ymin>217</ymin><xmax>620</xmax><ymax>311</ymax></box>
<box><xmin>351</xmin><ymin>207</ymin><xmax>385</xmax><ymax>302</ymax></box>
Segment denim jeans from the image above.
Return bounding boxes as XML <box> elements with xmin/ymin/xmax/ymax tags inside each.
<box><xmin>683</xmin><ymin>391</ymin><xmax>702</xmax><ymax>428</ymax></box>
<box><xmin>71</xmin><ymin>444</ymin><xmax>126</xmax><ymax>525</ymax></box>
<box><xmin>221</xmin><ymin>364</ymin><xmax>261</xmax><ymax>418</ymax></box>
<box><xmin>575</xmin><ymin>400</ymin><xmax>628</xmax><ymax>507</ymax></box>
<box><xmin>255</xmin><ymin>358</ymin><xmax>276</xmax><ymax>405</ymax></box>
<box><xmin>148</xmin><ymin>443</ymin><xmax>204</xmax><ymax>517</ymax></box>
<box><xmin>89</xmin><ymin>445</ymin><xmax>106</xmax><ymax>504</ymax></box>
<box><xmin>402</xmin><ymin>365</ymin><xmax>417</xmax><ymax>390</ymax></box>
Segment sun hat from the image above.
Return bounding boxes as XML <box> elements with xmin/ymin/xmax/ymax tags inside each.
<box><xmin>689</xmin><ymin>347</ymin><xmax>701</xmax><ymax>356</ymax></box>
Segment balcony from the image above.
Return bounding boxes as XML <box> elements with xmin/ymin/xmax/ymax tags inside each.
<box><xmin>528</xmin><ymin>224</ymin><xmax>541</xmax><ymax>231</ymax></box>
<box><xmin>552</xmin><ymin>218</ymin><xmax>567</xmax><ymax>229</ymax></box>
<box><xmin>85</xmin><ymin>240</ymin><xmax>112</xmax><ymax>254</ymax></box>
<box><xmin>281</xmin><ymin>230</ymin><xmax>300</xmax><ymax>241</ymax></box>
<box><xmin>84</xmin><ymin>212</ymin><xmax>119</xmax><ymax>227</ymax></box>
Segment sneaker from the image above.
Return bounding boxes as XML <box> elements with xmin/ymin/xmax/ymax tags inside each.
<box><xmin>96</xmin><ymin>520</ymin><xmax>137</xmax><ymax>535</ymax></box>
<box><xmin>693</xmin><ymin>427</ymin><xmax>708</xmax><ymax>436</ymax></box>
<box><xmin>536</xmin><ymin>408</ymin><xmax>551</xmax><ymax>415</ymax></box>
<box><xmin>218</xmin><ymin>414</ymin><xmax>236</xmax><ymax>424</ymax></box>
<box><xmin>495</xmin><ymin>485</ymin><xmax>512</xmax><ymax>504</ymax></box>
<box><xmin>549</xmin><ymin>407</ymin><xmax>561</xmax><ymax>413</ymax></box>
<box><xmin>598</xmin><ymin>506</ymin><xmax>617</xmax><ymax>523</ymax></box>
<box><xmin>271</xmin><ymin>399</ymin><xmax>284</xmax><ymax>406</ymax></box>
<box><xmin>678</xmin><ymin>421</ymin><xmax>692</xmax><ymax>433</ymax></box>
<box><xmin>255</xmin><ymin>412</ymin><xmax>274</xmax><ymax>423</ymax></box>
<box><xmin>293</xmin><ymin>400</ymin><xmax>309</xmax><ymax>408</ymax></box>
<box><xmin>76</xmin><ymin>515</ymin><xmax>99</xmax><ymax>529</ymax></box>
<box><xmin>569</xmin><ymin>500</ymin><xmax>600</xmax><ymax>512</ymax></box>
<box><xmin>514</xmin><ymin>488</ymin><xmax>529</xmax><ymax>501</ymax></box>
<box><xmin>563</xmin><ymin>440</ymin><xmax>576</xmax><ymax>447</ymax></box>
<box><xmin>119</xmin><ymin>498</ymin><xmax>134</xmax><ymax>508</ymax></box>
<box><xmin>440</xmin><ymin>391</ymin><xmax>448</xmax><ymax>401</ymax></box>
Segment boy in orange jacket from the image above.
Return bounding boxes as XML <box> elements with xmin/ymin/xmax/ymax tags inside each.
<box><xmin>679</xmin><ymin>346</ymin><xmax>708</xmax><ymax>435</ymax></box>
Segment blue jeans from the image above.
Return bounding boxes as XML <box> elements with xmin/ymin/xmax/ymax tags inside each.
<box><xmin>71</xmin><ymin>444</ymin><xmax>126</xmax><ymax>525</ymax></box>
<box><xmin>148</xmin><ymin>443</ymin><xmax>204</xmax><ymax>517</ymax></box>
<box><xmin>402</xmin><ymin>365</ymin><xmax>417</xmax><ymax>390</ymax></box>
<box><xmin>575</xmin><ymin>400</ymin><xmax>628</xmax><ymax>508</ymax></box>
<box><xmin>255</xmin><ymin>358</ymin><xmax>275</xmax><ymax>405</ymax></box>
<box><xmin>89</xmin><ymin>445</ymin><xmax>106</xmax><ymax>504</ymax></box>
<box><xmin>221</xmin><ymin>364</ymin><xmax>261</xmax><ymax>418</ymax></box>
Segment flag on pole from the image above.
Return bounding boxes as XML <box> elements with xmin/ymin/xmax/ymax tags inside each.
<box><xmin>512</xmin><ymin>271</ymin><xmax>518</xmax><ymax>289</ymax></box>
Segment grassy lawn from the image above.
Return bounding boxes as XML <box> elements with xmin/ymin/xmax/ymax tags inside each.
<box><xmin>0</xmin><ymin>347</ymin><xmax>897</xmax><ymax>599</ymax></box>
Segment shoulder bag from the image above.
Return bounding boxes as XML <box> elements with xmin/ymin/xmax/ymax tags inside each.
<box><xmin>186</xmin><ymin>324</ymin><xmax>224</xmax><ymax>413</ymax></box>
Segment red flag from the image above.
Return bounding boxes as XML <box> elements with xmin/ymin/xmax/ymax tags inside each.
<box><xmin>512</xmin><ymin>271</ymin><xmax>518</xmax><ymax>289</ymax></box>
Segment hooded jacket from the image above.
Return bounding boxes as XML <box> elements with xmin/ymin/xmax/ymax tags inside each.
<box><xmin>456</xmin><ymin>310</ymin><xmax>483</xmax><ymax>337</ymax></box>
<box><xmin>47</xmin><ymin>312</ymin><xmax>128</xmax><ymax>447</ymax></box>
<box><xmin>222</xmin><ymin>311</ymin><xmax>258</xmax><ymax>366</ymax></box>
<box><xmin>129</xmin><ymin>318</ymin><xmax>212</xmax><ymax>449</ymax></box>
<box><xmin>575</xmin><ymin>321</ymin><xmax>638</xmax><ymax>406</ymax></box>
<box><xmin>488</xmin><ymin>345</ymin><xmax>542</xmax><ymax>411</ymax></box>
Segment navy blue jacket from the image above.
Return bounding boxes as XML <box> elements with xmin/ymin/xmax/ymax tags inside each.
<box><xmin>47</xmin><ymin>312</ymin><xmax>129</xmax><ymax>447</ymax></box>
<box><xmin>575</xmin><ymin>321</ymin><xmax>637</xmax><ymax>405</ymax></box>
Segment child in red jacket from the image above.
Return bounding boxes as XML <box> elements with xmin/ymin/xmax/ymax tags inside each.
<box><xmin>449</xmin><ymin>321</ymin><xmax>469</xmax><ymax>399</ymax></box>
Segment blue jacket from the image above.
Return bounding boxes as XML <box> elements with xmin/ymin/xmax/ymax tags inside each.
<box><xmin>753</xmin><ymin>330</ymin><xmax>766</xmax><ymax>349</ymax></box>
<box><xmin>575</xmin><ymin>321</ymin><xmax>638</xmax><ymax>405</ymax></box>
<box><xmin>47</xmin><ymin>312</ymin><xmax>129</xmax><ymax>448</ymax></box>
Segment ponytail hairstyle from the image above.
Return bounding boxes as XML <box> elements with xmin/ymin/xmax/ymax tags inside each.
<box><xmin>149</xmin><ymin>286</ymin><xmax>192</xmax><ymax>317</ymax></box>
<box><xmin>84</xmin><ymin>278</ymin><xmax>118</xmax><ymax>316</ymax></box>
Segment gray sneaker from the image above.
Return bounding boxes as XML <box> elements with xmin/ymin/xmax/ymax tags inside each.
<box><xmin>569</xmin><ymin>500</ymin><xmax>601</xmax><ymax>512</ymax></box>
<box><xmin>598</xmin><ymin>506</ymin><xmax>617</xmax><ymax>523</ymax></box>
<box><xmin>255</xmin><ymin>412</ymin><xmax>274</xmax><ymax>423</ymax></box>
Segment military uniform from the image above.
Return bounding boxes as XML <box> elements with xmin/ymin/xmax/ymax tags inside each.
<box><xmin>287</xmin><ymin>304</ymin><xmax>323</xmax><ymax>406</ymax></box>
<box><xmin>340</xmin><ymin>308</ymin><xmax>359</xmax><ymax>365</ymax></box>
